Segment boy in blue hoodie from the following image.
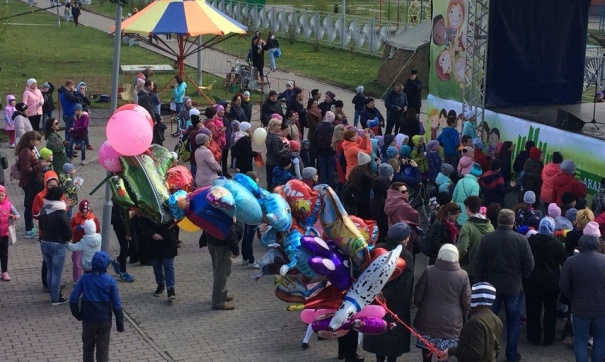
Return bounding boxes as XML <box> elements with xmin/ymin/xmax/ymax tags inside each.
<box><xmin>437</xmin><ymin>118</ymin><xmax>461</xmax><ymax>170</ymax></box>
<box><xmin>70</xmin><ymin>251</ymin><xmax>124</xmax><ymax>362</ymax></box>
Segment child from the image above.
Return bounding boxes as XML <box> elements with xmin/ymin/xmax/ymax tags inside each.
<box><xmin>351</xmin><ymin>86</ymin><xmax>365</xmax><ymax>127</ymax></box>
<box><xmin>473</xmin><ymin>138</ymin><xmax>490</xmax><ymax>172</ymax></box>
<box><xmin>426</xmin><ymin>140</ymin><xmax>441</xmax><ymax>184</ymax></box>
<box><xmin>67</xmin><ymin>219</ymin><xmax>101</xmax><ymax>275</ymax></box>
<box><xmin>241</xmin><ymin>171</ymin><xmax>261</xmax><ymax>269</ymax></box>
<box><xmin>299</xmin><ymin>140</ymin><xmax>311</xmax><ymax>168</ymax></box>
<box><xmin>411</xmin><ymin>135</ymin><xmax>428</xmax><ymax>180</ymax></box>
<box><xmin>436</xmin><ymin>163</ymin><xmax>454</xmax><ymax>194</ymax></box>
<box><xmin>272</xmin><ymin>155</ymin><xmax>294</xmax><ymax>187</ymax></box>
<box><xmin>288</xmin><ymin>140</ymin><xmax>303</xmax><ymax>180</ymax></box>
<box><xmin>39</xmin><ymin>147</ymin><xmax>54</xmax><ymax>172</ymax></box>
<box><xmin>3</xmin><ymin>95</ymin><xmax>16</xmax><ymax>147</ymax></box>
<box><xmin>0</xmin><ymin>186</ymin><xmax>19</xmax><ymax>281</ymax></box>
<box><xmin>60</xmin><ymin>163</ymin><xmax>80</xmax><ymax>219</ymax></box>
<box><xmin>141</xmin><ymin>217</ymin><xmax>178</xmax><ymax>301</ymax></box>
<box><xmin>69</xmin><ymin>104</ymin><xmax>89</xmax><ymax>165</ymax></box>
<box><xmin>69</xmin><ymin>251</ymin><xmax>125</xmax><ymax>362</ymax></box>
<box><xmin>437</xmin><ymin>118</ymin><xmax>461</xmax><ymax>171</ymax></box>
<box><xmin>513</xmin><ymin>191</ymin><xmax>540</xmax><ymax>230</ymax></box>
<box><xmin>69</xmin><ymin>200</ymin><xmax>101</xmax><ymax>283</ymax></box>
<box><xmin>457</xmin><ymin>146</ymin><xmax>475</xmax><ymax>177</ymax></box>
<box><xmin>301</xmin><ymin>167</ymin><xmax>318</xmax><ymax>188</ymax></box>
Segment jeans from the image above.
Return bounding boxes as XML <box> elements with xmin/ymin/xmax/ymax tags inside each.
<box><xmin>63</xmin><ymin>115</ymin><xmax>74</xmax><ymax>142</ymax></box>
<box><xmin>175</xmin><ymin>102</ymin><xmax>183</xmax><ymax>115</ymax></box>
<box><xmin>189</xmin><ymin>164</ymin><xmax>197</xmax><ymax>185</ymax></box>
<box><xmin>72</xmin><ymin>250</ymin><xmax>82</xmax><ymax>282</ymax></box>
<box><xmin>151</xmin><ymin>257</ymin><xmax>175</xmax><ymax>289</ymax></box>
<box><xmin>268</xmin><ymin>48</ymin><xmax>279</xmax><ymax>69</ymax></box>
<box><xmin>573</xmin><ymin>315</ymin><xmax>605</xmax><ymax>362</ymax></box>
<box><xmin>40</xmin><ymin>241</ymin><xmax>66</xmax><ymax>302</ymax></box>
<box><xmin>241</xmin><ymin>224</ymin><xmax>257</xmax><ymax>264</ymax></box>
<box><xmin>208</xmin><ymin>244</ymin><xmax>232</xmax><ymax>308</ymax></box>
<box><xmin>22</xmin><ymin>186</ymin><xmax>34</xmax><ymax>232</ymax></box>
<box><xmin>353</xmin><ymin>110</ymin><xmax>361</xmax><ymax>127</ymax></box>
<box><xmin>317</xmin><ymin>154</ymin><xmax>335</xmax><ymax>186</ymax></box>
<box><xmin>42</xmin><ymin>111</ymin><xmax>53</xmax><ymax>128</ymax></box>
<box><xmin>525</xmin><ymin>288</ymin><xmax>558</xmax><ymax>344</ymax></box>
<box><xmin>490</xmin><ymin>292</ymin><xmax>523</xmax><ymax>361</ymax></box>
<box><xmin>69</xmin><ymin>138</ymin><xmax>86</xmax><ymax>160</ymax></box>
<box><xmin>82</xmin><ymin>322</ymin><xmax>112</xmax><ymax>362</ymax></box>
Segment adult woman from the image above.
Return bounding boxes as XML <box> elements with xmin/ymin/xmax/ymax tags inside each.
<box><xmin>287</xmin><ymin>88</ymin><xmax>306</xmax><ymax>139</ymax></box>
<box><xmin>231</xmin><ymin>94</ymin><xmax>248</xmax><ymax>123</ymax></box>
<box><xmin>265</xmin><ymin>118</ymin><xmax>285</xmax><ymax>190</ymax></box>
<box><xmin>426</xmin><ymin>202</ymin><xmax>461</xmax><ymax>265</ymax></box>
<box><xmin>342</xmin><ymin>128</ymin><xmax>373</xmax><ymax>180</ymax></box>
<box><xmin>359</xmin><ymin>97</ymin><xmax>385</xmax><ymax>135</ymax></box>
<box><xmin>384</xmin><ymin>181</ymin><xmax>421</xmax><ymax>227</ymax></box>
<box><xmin>231</xmin><ymin>122</ymin><xmax>257</xmax><ymax>174</ymax></box>
<box><xmin>414</xmin><ymin>244</ymin><xmax>471</xmax><ymax>362</ymax></box>
<box><xmin>565</xmin><ymin>208</ymin><xmax>594</xmax><ymax>255</ymax></box>
<box><xmin>44</xmin><ymin>118</ymin><xmax>68</xmax><ymax>172</ymax></box>
<box><xmin>172</xmin><ymin>75</ymin><xmax>187</xmax><ymax>114</ymax></box>
<box><xmin>13</xmin><ymin>103</ymin><xmax>33</xmax><ymax>145</ymax></box>
<box><xmin>39</xmin><ymin>185</ymin><xmax>72</xmax><ymax>305</ymax></box>
<box><xmin>363</xmin><ymin>222</ymin><xmax>415</xmax><ymax>362</ymax></box>
<box><xmin>23</xmin><ymin>78</ymin><xmax>44</xmax><ymax>132</ymax></box>
<box><xmin>525</xmin><ymin>217</ymin><xmax>567</xmax><ymax>346</ymax></box>
<box><xmin>496</xmin><ymin>140</ymin><xmax>514</xmax><ymax>183</ymax></box>
<box><xmin>332</xmin><ymin>124</ymin><xmax>346</xmax><ymax>194</ymax></box>
<box><xmin>266</xmin><ymin>32</ymin><xmax>280</xmax><ymax>70</ymax></box>
<box><xmin>151</xmin><ymin>81</ymin><xmax>161</xmax><ymax>119</ymax></box>
<box><xmin>522</xmin><ymin>147</ymin><xmax>544</xmax><ymax>206</ymax></box>
<box><xmin>217</xmin><ymin>102</ymin><xmax>233</xmax><ymax>177</ymax></box>
<box><xmin>305</xmin><ymin>99</ymin><xmax>322</xmax><ymax>168</ymax></box>
<box><xmin>344</xmin><ymin>160</ymin><xmax>375</xmax><ymax>218</ymax></box>
<box><xmin>194</xmin><ymin>133</ymin><xmax>221</xmax><ymax>188</ymax></box>
<box><xmin>17</xmin><ymin>131</ymin><xmax>48</xmax><ymax>238</ymax></box>
<box><xmin>252</xmin><ymin>35</ymin><xmax>267</xmax><ymax>79</ymax></box>
<box><xmin>400</xmin><ymin>108</ymin><xmax>422</xmax><ymax>147</ymax></box>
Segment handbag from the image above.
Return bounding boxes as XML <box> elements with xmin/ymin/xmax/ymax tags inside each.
<box><xmin>9</xmin><ymin>222</ymin><xmax>17</xmax><ymax>245</ymax></box>
<box><xmin>275</xmin><ymin>48</ymin><xmax>282</xmax><ymax>58</ymax></box>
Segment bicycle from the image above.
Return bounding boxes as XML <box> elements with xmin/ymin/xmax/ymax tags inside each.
<box><xmin>225</xmin><ymin>58</ymin><xmax>251</xmax><ymax>93</ymax></box>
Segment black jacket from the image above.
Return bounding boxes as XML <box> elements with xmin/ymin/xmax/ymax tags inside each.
<box><xmin>141</xmin><ymin>218</ymin><xmax>178</xmax><ymax>259</ymax></box>
<box><xmin>359</xmin><ymin>107</ymin><xmax>385</xmax><ymax>129</ymax></box>
<box><xmin>287</xmin><ymin>98</ymin><xmax>307</xmax><ymax>128</ymax></box>
<box><xmin>261</xmin><ymin>99</ymin><xmax>283</xmax><ymax>127</ymax></box>
<box><xmin>137</xmin><ymin>89</ymin><xmax>156</xmax><ymax>120</ymax></box>
<box><xmin>231</xmin><ymin>135</ymin><xmax>257</xmax><ymax>174</ymax></box>
<box><xmin>403</xmin><ymin>78</ymin><xmax>422</xmax><ymax>111</ymax></box>
<box><xmin>39</xmin><ymin>201</ymin><xmax>73</xmax><ymax>243</ymax></box>
<box><xmin>313</xmin><ymin>122</ymin><xmax>336</xmax><ymax>156</ymax></box>
<box><xmin>201</xmin><ymin>223</ymin><xmax>242</xmax><ymax>257</ymax></box>
<box><xmin>526</xmin><ymin>233</ymin><xmax>567</xmax><ymax>291</ymax></box>
<box><xmin>319</xmin><ymin>100</ymin><xmax>334</xmax><ymax>117</ymax></box>
<box><xmin>369</xmin><ymin>177</ymin><xmax>390</xmax><ymax>244</ymax></box>
<box><xmin>474</xmin><ymin>226</ymin><xmax>535</xmax><ymax>295</ymax></box>
<box><xmin>42</xmin><ymin>82</ymin><xmax>55</xmax><ymax>113</ymax></box>
<box><xmin>265</xmin><ymin>132</ymin><xmax>285</xmax><ymax>166</ymax></box>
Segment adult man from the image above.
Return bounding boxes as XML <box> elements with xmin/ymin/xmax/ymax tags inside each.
<box><xmin>58</xmin><ymin>80</ymin><xmax>79</xmax><ymax>142</ymax></box>
<box><xmin>261</xmin><ymin>90</ymin><xmax>283</xmax><ymax>127</ymax></box>
<box><xmin>474</xmin><ymin>209</ymin><xmax>534</xmax><ymax>362</ymax></box>
<box><xmin>403</xmin><ymin>70</ymin><xmax>422</xmax><ymax>113</ymax></box>
<box><xmin>311</xmin><ymin>89</ymin><xmax>322</xmax><ymax>103</ymax></box>
<box><xmin>314</xmin><ymin>111</ymin><xmax>336</xmax><ymax>185</ymax></box>
<box><xmin>457</xmin><ymin>196</ymin><xmax>494</xmax><ymax>284</ymax></box>
<box><xmin>559</xmin><ymin>224</ymin><xmax>605</xmax><ymax>362</ymax></box>
<box><xmin>137</xmin><ymin>80</ymin><xmax>157</xmax><ymax>122</ymax></box>
<box><xmin>438</xmin><ymin>282</ymin><xmax>503</xmax><ymax>362</ymax></box>
<box><xmin>277</xmin><ymin>81</ymin><xmax>295</xmax><ymax>104</ymax></box>
<box><xmin>319</xmin><ymin>91</ymin><xmax>336</xmax><ymax>117</ymax></box>
<box><xmin>384</xmin><ymin>82</ymin><xmax>407</xmax><ymax>135</ymax></box>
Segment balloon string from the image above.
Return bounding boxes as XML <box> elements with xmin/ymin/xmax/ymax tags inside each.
<box><xmin>373</xmin><ymin>295</ymin><xmax>440</xmax><ymax>356</ymax></box>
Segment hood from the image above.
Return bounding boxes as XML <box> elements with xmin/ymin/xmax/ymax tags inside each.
<box><xmin>384</xmin><ymin>189</ymin><xmax>407</xmax><ymax>216</ymax></box>
<box><xmin>90</xmin><ymin>250</ymin><xmax>111</xmax><ymax>273</ymax></box>
<box><xmin>441</xmin><ymin>127</ymin><xmax>459</xmax><ymax>140</ymax></box>
<box><xmin>435</xmin><ymin>172</ymin><xmax>451</xmax><ymax>186</ymax></box>
<box><xmin>342</xmin><ymin>139</ymin><xmax>360</xmax><ymax>151</ymax></box>
<box><xmin>82</xmin><ymin>233</ymin><xmax>102</xmax><ymax>250</ymax></box>
<box><xmin>42</xmin><ymin>199</ymin><xmax>67</xmax><ymax>214</ymax></box>
<box><xmin>467</xmin><ymin>217</ymin><xmax>493</xmax><ymax>232</ymax></box>
<box><xmin>44</xmin><ymin>171</ymin><xmax>59</xmax><ymax>191</ymax></box>
<box><xmin>83</xmin><ymin>219</ymin><xmax>96</xmax><ymax>235</ymax></box>
<box><xmin>553</xmin><ymin>172</ymin><xmax>575</xmax><ymax>187</ymax></box>
<box><xmin>528</xmin><ymin>232</ymin><xmax>556</xmax><ymax>248</ymax></box>
<box><xmin>77</xmin><ymin>82</ymin><xmax>87</xmax><ymax>92</ymax></box>
<box><xmin>458</xmin><ymin>155</ymin><xmax>474</xmax><ymax>168</ymax></box>
<box><xmin>578</xmin><ymin>234</ymin><xmax>599</xmax><ymax>252</ymax></box>
<box><xmin>5</xmin><ymin>94</ymin><xmax>15</xmax><ymax>105</ymax></box>
<box><xmin>542</xmin><ymin>162</ymin><xmax>560</xmax><ymax>179</ymax></box>
<box><xmin>57</xmin><ymin>86</ymin><xmax>68</xmax><ymax>94</ymax></box>
<box><xmin>371</xmin><ymin>177</ymin><xmax>390</xmax><ymax>197</ymax></box>
<box><xmin>411</xmin><ymin>135</ymin><xmax>424</xmax><ymax>147</ymax></box>
<box><xmin>235</xmin><ymin>130</ymin><xmax>249</xmax><ymax>139</ymax></box>
<box><xmin>480</xmin><ymin>170</ymin><xmax>501</xmax><ymax>186</ymax></box>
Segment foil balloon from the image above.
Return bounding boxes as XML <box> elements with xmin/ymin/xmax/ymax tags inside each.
<box><xmin>301</xmin><ymin>305</ymin><xmax>385</xmax><ymax>324</ymax></box>
<box><xmin>281</xmin><ymin>180</ymin><xmax>320</xmax><ymax>227</ymax></box>
<box><xmin>207</xmin><ymin>186</ymin><xmax>236</xmax><ymax>216</ymax></box>
<box><xmin>312</xmin><ymin>313</ymin><xmax>352</xmax><ymax>334</ymax></box>
<box><xmin>213</xmin><ymin>178</ymin><xmax>262</xmax><ymax>225</ymax></box>
<box><xmin>317</xmin><ymin>329</ymin><xmax>350</xmax><ymax>339</ymax></box>
<box><xmin>259</xmin><ymin>226</ymin><xmax>280</xmax><ymax>249</ymax></box>
<box><xmin>352</xmin><ymin>317</ymin><xmax>388</xmax><ymax>335</ymax></box>
<box><xmin>308</xmin><ymin>252</ymin><xmax>352</xmax><ymax>291</ymax></box>
<box><xmin>177</xmin><ymin>217</ymin><xmax>201</xmax><ymax>232</ymax></box>
<box><xmin>279</xmin><ymin>230</ymin><xmax>316</xmax><ymax>278</ymax></box>
<box><xmin>275</xmin><ymin>288</ymin><xmax>306</xmax><ymax>304</ymax></box>
<box><xmin>274</xmin><ymin>275</ymin><xmax>326</xmax><ymax>298</ymax></box>
<box><xmin>108</xmin><ymin>176</ymin><xmax>135</xmax><ymax>208</ymax></box>
<box><xmin>165</xmin><ymin>165</ymin><xmax>193</xmax><ymax>193</ymax></box>
<box><xmin>233</xmin><ymin>173</ymin><xmax>262</xmax><ymax>198</ymax></box>
<box><xmin>259</xmin><ymin>190</ymin><xmax>292</xmax><ymax>232</ymax></box>
<box><xmin>99</xmin><ymin>140</ymin><xmax>122</xmax><ymax>172</ymax></box>
<box><xmin>252</xmin><ymin>248</ymin><xmax>288</xmax><ymax>280</ymax></box>
<box><xmin>349</xmin><ymin>216</ymin><xmax>379</xmax><ymax>249</ymax></box>
<box><xmin>301</xmin><ymin>308</ymin><xmax>337</xmax><ymax>324</ymax></box>
<box><xmin>329</xmin><ymin>245</ymin><xmax>402</xmax><ymax>330</ymax></box>
<box><xmin>185</xmin><ymin>187</ymin><xmax>233</xmax><ymax>240</ymax></box>
<box><xmin>148</xmin><ymin>144</ymin><xmax>173</xmax><ymax>177</ymax></box>
<box><xmin>304</xmin><ymin>284</ymin><xmax>345</xmax><ymax>310</ymax></box>
<box><xmin>168</xmin><ymin>190</ymin><xmax>188</xmax><ymax>221</ymax></box>
<box><xmin>371</xmin><ymin>248</ymin><xmax>406</xmax><ymax>281</ymax></box>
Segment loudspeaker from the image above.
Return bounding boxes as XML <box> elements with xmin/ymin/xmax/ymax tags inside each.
<box><xmin>557</xmin><ymin>109</ymin><xmax>585</xmax><ymax>131</ymax></box>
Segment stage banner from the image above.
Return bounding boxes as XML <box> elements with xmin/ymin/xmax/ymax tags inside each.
<box><xmin>428</xmin><ymin>0</ymin><xmax>468</xmax><ymax>101</ymax></box>
<box><xmin>427</xmin><ymin>94</ymin><xmax>605</xmax><ymax>197</ymax></box>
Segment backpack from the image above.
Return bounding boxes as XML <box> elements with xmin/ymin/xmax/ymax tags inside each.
<box><xmin>10</xmin><ymin>162</ymin><xmax>20</xmax><ymax>181</ymax></box>
<box><xmin>177</xmin><ymin>134</ymin><xmax>191</xmax><ymax>162</ymax></box>
<box><xmin>315</xmin><ymin>124</ymin><xmax>333</xmax><ymax>151</ymax></box>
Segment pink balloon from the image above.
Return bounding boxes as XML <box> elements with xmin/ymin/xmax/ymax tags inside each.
<box><xmin>300</xmin><ymin>308</ymin><xmax>336</xmax><ymax>324</ymax></box>
<box><xmin>98</xmin><ymin>140</ymin><xmax>123</xmax><ymax>172</ymax></box>
<box><xmin>354</xmin><ymin>305</ymin><xmax>386</xmax><ymax>319</ymax></box>
<box><xmin>115</xmin><ymin>104</ymin><xmax>154</xmax><ymax>129</ymax></box>
<box><xmin>106</xmin><ymin>109</ymin><xmax>153</xmax><ymax>156</ymax></box>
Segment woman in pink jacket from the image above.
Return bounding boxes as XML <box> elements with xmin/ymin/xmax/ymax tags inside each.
<box><xmin>540</xmin><ymin>152</ymin><xmax>562</xmax><ymax>206</ymax></box>
<box><xmin>22</xmin><ymin>78</ymin><xmax>44</xmax><ymax>132</ymax></box>
<box><xmin>194</xmin><ymin>133</ymin><xmax>221</xmax><ymax>188</ymax></box>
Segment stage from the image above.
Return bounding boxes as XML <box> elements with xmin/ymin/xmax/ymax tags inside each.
<box><xmin>492</xmin><ymin>102</ymin><xmax>605</xmax><ymax>140</ymax></box>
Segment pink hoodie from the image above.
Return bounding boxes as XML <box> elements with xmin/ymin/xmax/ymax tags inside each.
<box><xmin>23</xmin><ymin>87</ymin><xmax>44</xmax><ymax>117</ymax></box>
<box><xmin>3</xmin><ymin>95</ymin><xmax>15</xmax><ymax>130</ymax></box>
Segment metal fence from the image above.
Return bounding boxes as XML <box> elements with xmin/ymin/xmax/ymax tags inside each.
<box><xmin>211</xmin><ymin>0</ymin><xmax>431</xmax><ymax>56</ymax></box>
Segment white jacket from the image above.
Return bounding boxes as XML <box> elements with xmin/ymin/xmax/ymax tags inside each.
<box><xmin>66</xmin><ymin>219</ymin><xmax>101</xmax><ymax>271</ymax></box>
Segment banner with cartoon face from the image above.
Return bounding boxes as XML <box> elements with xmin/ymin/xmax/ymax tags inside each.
<box><xmin>429</xmin><ymin>0</ymin><xmax>469</xmax><ymax>101</ymax></box>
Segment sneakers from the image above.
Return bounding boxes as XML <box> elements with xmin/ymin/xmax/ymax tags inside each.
<box><xmin>212</xmin><ymin>302</ymin><xmax>235</xmax><ymax>310</ymax></box>
<box><xmin>80</xmin><ymin>160</ymin><xmax>86</xmax><ymax>166</ymax></box>
<box><xmin>111</xmin><ymin>259</ymin><xmax>120</xmax><ymax>275</ymax></box>
<box><xmin>247</xmin><ymin>261</ymin><xmax>260</xmax><ymax>269</ymax></box>
<box><xmin>226</xmin><ymin>294</ymin><xmax>234</xmax><ymax>301</ymax></box>
<box><xmin>1</xmin><ymin>272</ymin><xmax>10</xmax><ymax>281</ymax></box>
<box><xmin>239</xmin><ymin>259</ymin><xmax>249</xmax><ymax>266</ymax></box>
<box><xmin>86</xmin><ymin>144</ymin><xmax>93</xmax><ymax>150</ymax></box>
<box><xmin>119</xmin><ymin>272</ymin><xmax>135</xmax><ymax>283</ymax></box>
<box><xmin>9</xmin><ymin>144</ymin><xmax>15</xmax><ymax>148</ymax></box>
<box><xmin>153</xmin><ymin>283</ymin><xmax>165</xmax><ymax>297</ymax></box>
<box><xmin>51</xmin><ymin>297</ymin><xmax>69</xmax><ymax>306</ymax></box>
<box><xmin>24</xmin><ymin>230</ymin><xmax>37</xmax><ymax>239</ymax></box>
<box><xmin>167</xmin><ymin>288</ymin><xmax>177</xmax><ymax>301</ymax></box>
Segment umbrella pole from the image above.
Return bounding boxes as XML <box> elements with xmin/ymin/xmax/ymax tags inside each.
<box><xmin>178</xmin><ymin>36</ymin><xmax>185</xmax><ymax>77</ymax></box>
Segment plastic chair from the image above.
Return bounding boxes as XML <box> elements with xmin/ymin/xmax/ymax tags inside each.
<box><xmin>120</xmin><ymin>91</ymin><xmax>132</xmax><ymax>101</ymax></box>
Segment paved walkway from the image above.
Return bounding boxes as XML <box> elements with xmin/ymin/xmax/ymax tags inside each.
<box><xmin>2</xmin><ymin>3</ymin><xmax>579</xmax><ymax>361</ymax></box>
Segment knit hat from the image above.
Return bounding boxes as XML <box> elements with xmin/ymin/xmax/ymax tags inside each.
<box><xmin>437</xmin><ymin>244</ymin><xmax>459</xmax><ymax>262</ymax></box>
<box><xmin>302</xmin><ymin>167</ymin><xmax>317</xmax><ymax>180</ymax></box>
<box><xmin>399</xmin><ymin>145</ymin><xmax>412</xmax><ymax>158</ymax></box>
<box><xmin>79</xmin><ymin>200</ymin><xmax>90</xmax><ymax>213</ymax></box>
<box><xmin>343</xmin><ymin>129</ymin><xmax>357</xmax><ymax>141</ymax></box>
<box><xmin>472</xmin><ymin>138</ymin><xmax>484</xmax><ymax>149</ymax></box>
<box><xmin>302</xmin><ymin>139</ymin><xmax>310</xmax><ymax>148</ymax></box>
<box><xmin>27</xmin><ymin>78</ymin><xmax>37</xmax><ymax>87</ymax></box>
<box><xmin>548</xmin><ymin>203</ymin><xmax>561</xmax><ymax>218</ymax></box>
<box><xmin>561</xmin><ymin>192</ymin><xmax>576</xmax><ymax>205</ymax></box>
<box><xmin>471</xmin><ymin>282</ymin><xmax>497</xmax><ymax>307</ymax></box>
<box><xmin>497</xmin><ymin>209</ymin><xmax>515</xmax><ymax>226</ymax></box>
<box><xmin>464</xmin><ymin>110</ymin><xmax>475</xmax><ymax>120</ymax></box>
<box><xmin>286</xmin><ymin>81</ymin><xmax>294</xmax><ymax>88</ymax></box>
<box><xmin>279</xmin><ymin>155</ymin><xmax>292</xmax><ymax>168</ymax></box>
<box><xmin>198</xmin><ymin>128</ymin><xmax>212</xmax><ymax>137</ymax></box>
<box><xmin>15</xmin><ymin>102</ymin><xmax>27</xmax><ymax>112</ymax></box>
<box><xmin>289</xmin><ymin>140</ymin><xmax>300</xmax><ymax>152</ymax></box>
<box><xmin>189</xmin><ymin>108</ymin><xmax>200</xmax><ymax>117</ymax></box>
<box><xmin>356</xmin><ymin>85</ymin><xmax>364</xmax><ymax>94</ymax></box>
<box><xmin>538</xmin><ymin>217</ymin><xmax>555</xmax><ymax>235</ymax></box>
<box><xmin>42</xmin><ymin>82</ymin><xmax>50</xmax><ymax>89</ymax></box>
<box><xmin>357</xmin><ymin>152</ymin><xmax>371</xmax><ymax>166</ymax></box>
<box><xmin>243</xmin><ymin>91</ymin><xmax>251</xmax><ymax>98</ymax></box>
<box><xmin>469</xmin><ymin>163</ymin><xmax>483</xmax><ymax>177</ymax></box>
<box><xmin>83</xmin><ymin>219</ymin><xmax>96</xmax><ymax>235</ymax></box>
<box><xmin>560</xmin><ymin>159</ymin><xmax>576</xmax><ymax>174</ymax></box>
<box><xmin>378</xmin><ymin>163</ymin><xmax>394</xmax><ymax>178</ymax></box>
<box><xmin>195</xmin><ymin>133</ymin><xmax>209</xmax><ymax>146</ymax></box>
<box><xmin>214</xmin><ymin>104</ymin><xmax>224</xmax><ymax>114</ymax></box>
<box><xmin>386</xmin><ymin>146</ymin><xmax>398</xmax><ymax>159</ymax></box>
<box><xmin>63</xmin><ymin>163</ymin><xmax>75</xmax><ymax>173</ymax></box>
<box><xmin>387</xmin><ymin>222</ymin><xmax>411</xmax><ymax>242</ymax></box>
<box><xmin>523</xmin><ymin>190</ymin><xmax>536</xmax><ymax>204</ymax></box>
<box><xmin>183</xmin><ymin>96</ymin><xmax>192</xmax><ymax>104</ymax></box>
<box><xmin>529</xmin><ymin>147</ymin><xmax>542</xmax><ymax>160</ymax></box>
<box><xmin>191</xmin><ymin>114</ymin><xmax>201</xmax><ymax>127</ymax></box>
<box><xmin>75</xmin><ymin>103</ymin><xmax>83</xmax><ymax>111</ymax></box>
<box><xmin>583</xmin><ymin>221</ymin><xmax>601</xmax><ymax>237</ymax></box>
<box><xmin>426</xmin><ymin>140</ymin><xmax>440</xmax><ymax>152</ymax></box>
<box><xmin>39</xmin><ymin>148</ymin><xmax>52</xmax><ymax>160</ymax></box>
<box><xmin>441</xmin><ymin>163</ymin><xmax>454</xmax><ymax>177</ymax></box>
<box><xmin>565</xmin><ymin>208</ymin><xmax>578</xmax><ymax>223</ymax></box>
<box><xmin>239</xmin><ymin>122</ymin><xmax>251</xmax><ymax>133</ymax></box>
<box><xmin>325</xmin><ymin>91</ymin><xmax>336</xmax><ymax>99</ymax></box>
<box><xmin>324</xmin><ymin>111</ymin><xmax>335</xmax><ymax>123</ymax></box>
